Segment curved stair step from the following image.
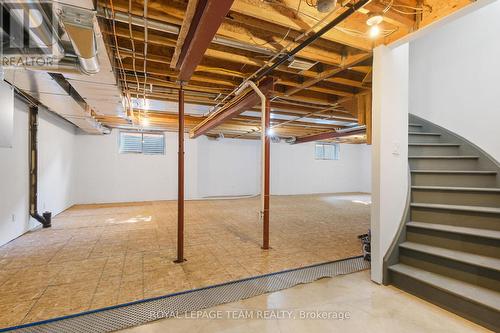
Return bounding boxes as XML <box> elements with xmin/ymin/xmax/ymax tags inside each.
<box><xmin>409</xmin><ymin>143</ymin><xmax>460</xmax><ymax>146</ymax></box>
<box><xmin>407</xmin><ymin>221</ymin><xmax>500</xmax><ymax>240</ymax></box>
<box><xmin>411</xmin><ymin>203</ymin><xmax>500</xmax><ymax>214</ymax></box>
<box><xmin>411</xmin><ymin>170</ymin><xmax>497</xmax><ymax>174</ymax></box>
<box><xmin>411</xmin><ymin>186</ymin><xmax>500</xmax><ymax>192</ymax></box>
<box><xmin>389</xmin><ymin>263</ymin><xmax>500</xmax><ymax>311</ymax></box>
<box><xmin>409</xmin><ymin>132</ymin><xmax>441</xmax><ymax>136</ymax></box>
<box><xmin>408</xmin><ymin>156</ymin><xmax>479</xmax><ymax>159</ymax></box>
<box><xmin>399</xmin><ymin>241</ymin><xmax>500</xmax><ymax>272</ymax></box>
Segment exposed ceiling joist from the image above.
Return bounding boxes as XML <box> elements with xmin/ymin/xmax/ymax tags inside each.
<box><xmin>294</xmin><ymin>128</ymin><xmax>366</xmax><ymax>144</ymax></box>
<box><xmin>95</xmin><ymin>0</ymin><xmax>475</xmax><ymax>142</ymax></box>
<box><xmin>285</xmin><ymin>53</ymin><xmax>372</xmax><ymax>96</ymax></box>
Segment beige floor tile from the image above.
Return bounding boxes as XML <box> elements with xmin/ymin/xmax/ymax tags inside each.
<box><xmin>0</xmin><ymin>193</ymin><xmax>370</xmax><ymax>328</ymax></box>
<box><xmin>0</xmin><ymin>300</ymin><xmax>36</xmax><ymax>328</ymax></box>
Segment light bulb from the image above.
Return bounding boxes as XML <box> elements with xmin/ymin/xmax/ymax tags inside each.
<box><xmin>141</xmin><ymin>117</ymin><xmax>150</xmax><ymax>127</ymax></box>
<box><xmin>369</xmin><ymin>25</ymin><xmax>380</xmax><ymax>39</ymax></box>
<box><xmin>267</xmin><ymin>128</ymin><xmax>274</xmax><ymax>136</ymax></box>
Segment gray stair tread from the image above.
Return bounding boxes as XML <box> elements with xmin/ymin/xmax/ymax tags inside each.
<box><xmin>408</xmin><ymin>132</ymin><xmax>441</xmax><ymax>136</ymax></box>
<box><xmin>411</xmin><ymin>170</ymin><xmax>497</xmax><ymax>174</ymax></box>
<box><xmin>389</xmin><ymin>263</ymin><xmax>500</xmax><ymax>311</ymax></box>
<box><xmin>411</xmin><ymin>203</ymin><xmax>500</xmax><ymax>214</ymax></box>
<box><xmin>407</xmin><ymin>221</ymin><xmax>500</xmax><ymax>240</ymax></box>
<box><xmin>408</xmin><ymin>156</ymin><xmax>479</xmax><ymax>159</ymax></box>
<box><xmin>408</xmin><ymin>143</ymin><xmax>460</xmax><ymax>146</ymax></box>
<box><xmin>412</xmin><ymin>186</ymin><xmax>500</xmax><ymax>192</ymax></box>
<box><xmin>409</xmin><ymin>123</ymin><xmax>423</xmax><ymax>127</ymax></box>
<box><xmin>400</xmin><ymin>241</ymin><xmax>500</xmax><ymax>272</ymax></box>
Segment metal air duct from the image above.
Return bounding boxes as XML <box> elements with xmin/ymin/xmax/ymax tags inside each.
<box><xmin>59</xmin><ymin>5</ymin><xmax>100</xmax><ymax>74</ymax></box>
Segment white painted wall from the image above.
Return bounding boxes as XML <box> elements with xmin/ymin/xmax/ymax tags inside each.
<box><xmin>74</xmin><ymin>131</ymin><xmax>196</xmax><ymax>203</ymax></box>
<box><xmin>371</xmin><ymin>43</ymin><xmax>410</xmax><ymax>284</ymax></box>
<box><xmin>0</xmin><ymin>98</ymin><xmax>372</xmax><ymax>246</ymax></box>
<box><xmin>271</xmin><ymin>142</ymin><xmax>371</xmax><ymax>195</ymax></box>
<box><xmin>38</xmin><ymin>109</ymin><xmax>77</xmax><ymax>216</ymax></box>
<box><xmin>196</xmin><ymin>136</ymin><xmax>260</xmax><ymax>198</ymax></box>
<box><xmin>74</xmin><ymin>131</ymin><xmax>262</xmax><ymax>203</ymax></box>
<box><xmin>74</xmin><ymin>131</ymin><xmax>372</xmax><ymax>204</ymax></box>
<box><xmin>409</xmin><ymin>0</ymin><xmax>500</xmax><ymax>161</ymax></box>
<box><xmin>0</xmin><ymin>100</ymin><xmax>77</xmax><ymax>247</ymax></box>
<box><xmin>0</xmin><ymin>81</ymin><xmax>14</xmax><ymax>148</ymax></box>
<box><xmin>0</xmin><ymin>100</ymin><xmax>30</xmax><ymax>247</ymax></box>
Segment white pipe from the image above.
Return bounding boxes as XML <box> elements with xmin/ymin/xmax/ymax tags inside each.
<box><xmin>235</xmin><ymin>81</ymin><xmax>267</xmax><ymax>221</ymax></box>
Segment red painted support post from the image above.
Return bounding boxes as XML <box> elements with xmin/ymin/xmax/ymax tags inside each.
<box><xmin>262</xmin><ymin>97</ymin><xmax>271</xmax><ymax>250</ymax></box>
<box><xmin>175</xmin><ymin>85</ymin><xmax>185</xmax><ymax>263</ymax></box>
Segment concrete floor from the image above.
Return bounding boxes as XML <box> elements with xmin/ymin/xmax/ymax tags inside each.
<box><xmin>0</xmin><ymin>193</ymin><xmax>370</xmax><ymax>328</ymax></box>
<box><xmin>120</xmin><ymin>270</ymin><xmax>489</xmax><ymax>333</ymax></box>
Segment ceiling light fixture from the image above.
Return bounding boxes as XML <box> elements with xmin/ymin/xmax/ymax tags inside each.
<box><xmin>366</xmin><ymin>12</ymin><xmax>383</xmax><ymax>39</ymax></box>
<box><xmin>140</xmin><ymin>116</ymin><xmax>150</xmax><ymax>127</ymax></box>
<box><xmin>366</xmin><ymin>12</ymin><xmax>384</xmax><ymax>26</ymax></box>
<box><xmin>369</xmin><ymin>25</ymin><xmax>380</xmax><ymax>38</ymax></box>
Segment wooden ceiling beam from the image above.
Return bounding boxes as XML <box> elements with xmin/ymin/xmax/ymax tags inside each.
<box><xmin>285</xmin><ymin>53</ymin><xmax>372</xmax><ymax>96</ymax></box>
<box><xmin>190</xmin><ymin>77</ymin><xmax>274</xmax><ymax>138</ymax></box>
<box><xmin>294</xmin><ymin>128</ymin><xmax>366</xmax><ymax>144</ymax></box>
<box><xmin>102</xmin><ymin>6</ymin><xmax>349</xmax><ymax>67</ymax></box>
<box><xmin>230</xmin><ymin>0</ymin><xmax>372</xmax><ymax>51</ymax></box>
<box><xmin>326</xmin><ymin>77</ymin><xmax>369</xmax><ymax>88</ymax></box>
<box><xmin>175</xmin><ymin>0</ymin><xmax>235</xmax><ymax>82</ymax></box>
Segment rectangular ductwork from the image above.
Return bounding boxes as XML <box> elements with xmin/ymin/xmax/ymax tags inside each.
<box><xmin>59</xmin><ymin>4</ymin><xmax>100</xmax><ymax>75</ymax></box>
<box><xmin>1</xmin><ymin>0</ymin><xmax>123</xmax><ymax>134</ymax></box>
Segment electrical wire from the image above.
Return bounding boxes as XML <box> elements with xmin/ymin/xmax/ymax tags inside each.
<box><xmin>127</xmin><ymin>0</ymin><xmax>140</xmax><ymax>106</ymax></box>
<box><xmin>389</xmin><ymin>7</ymin><xmax>428</xmax><ymax>15</ymax></box>
<box><xmin>141</xmin><ymin>0</ymin><xmax>149</xmax><ymax>126</ymax></box>
<box><xmin>106</xmin><ymin>0</ymin><xmax>133</xmax><ymax>121</ymax></box>
<box><xmin>263</xmin><ymin>0</ymin><xmax>321</xmax><ymax>22</ymax></box>
<box><xmin>306</xmin><ymin>0</ymin><xmax>316</xmax><ymax>8</ymax></box>
<box><xmin>380</xmin><ymin>0</ymin><xmax>431</xmax><ymax>15</ymax></box>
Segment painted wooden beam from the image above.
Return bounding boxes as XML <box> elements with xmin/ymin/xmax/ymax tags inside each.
<box><xmin>175</xmin><ymin>0</ymin><xmax>235</xmax><ymax>82</ymax></box>
<box><xmin>190</xmin><ymin>77</ymin><xmax>274</xmax><ymax>138</ymax></box>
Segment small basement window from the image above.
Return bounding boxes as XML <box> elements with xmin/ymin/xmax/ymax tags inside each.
<box><xmin>315</xmin><ymin>143</ymin><xmax>339</xmax><ymax>160</ymax></box>
<box><xmin>119</xmin><ymin>131</ymin><xmax>165</xmax><ymax>155</ymax></box>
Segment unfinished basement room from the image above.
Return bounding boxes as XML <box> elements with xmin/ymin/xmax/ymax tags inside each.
<box><xmin>0</xmin><ymin>0</ymin><xmax>499</xmax><ymax>332</ymax></box>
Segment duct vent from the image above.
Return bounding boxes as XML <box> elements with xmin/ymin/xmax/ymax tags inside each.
<box><xmin>287</xmin><ymin>59</ymin><xmax>316</xmax><ymax>71</ymax></box>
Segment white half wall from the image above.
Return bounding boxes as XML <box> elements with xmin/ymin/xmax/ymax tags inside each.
<box><xmin>371</xmin><ymin>43</ymin><xmax>410</xmax><ymax>284</ymax></box>
<box><xmin>0</xmin><ymin>99</ymin><xmax>77</xmax><ymax>247</ymax></box>
<box><xmin>409</xmin><ymin>0</ymin><xmax>500</xmax><ymax>161</ymax></box>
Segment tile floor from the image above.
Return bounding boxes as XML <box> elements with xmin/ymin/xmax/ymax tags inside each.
<box><xmin>120</xmin><ymin>270</ymin><xmax>490</xmax><ymax>333</ymax></box>
<box><xmin>0</xmin><ymin>193</ymin><xmax>370</xmax><ymax>328</ymax></box>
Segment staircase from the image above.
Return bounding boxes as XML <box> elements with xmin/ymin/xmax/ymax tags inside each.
<box><xmin>387</xmin><ymin>115</ymin><xmax>500</xmax><ymax>331</ymax></box>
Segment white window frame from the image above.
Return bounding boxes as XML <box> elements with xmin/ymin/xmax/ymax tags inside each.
<box><xmin>119</xmin><ymin>131</ymin><xmax>165</xmax><ymax>155</ymax></box>
<box><xmin>314</xmin><ymin>142</ymin><xmax>340</xmax><ymax>160</ymax></box>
